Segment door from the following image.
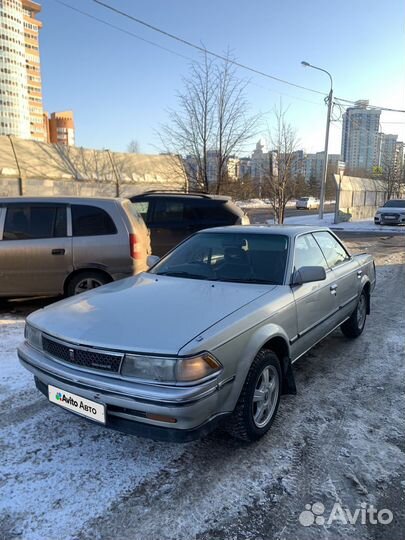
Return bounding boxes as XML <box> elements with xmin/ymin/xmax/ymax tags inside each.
<box><xmin>0</xmin><ymin>204</ymin><xmax>72</xmax><ymax>296</ymax></box>
<box><xmin>290</xmin><ymin>233</ymin><xmax>339</xmax><ymax>359</ymax></box>
<box><xmin>312</xmin><ymin>231</ymin><xmax>360</xmax><ymax>320</ymax></box>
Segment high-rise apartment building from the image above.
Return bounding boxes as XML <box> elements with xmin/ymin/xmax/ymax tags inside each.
<box><xmin>0</xmin><ymin>0</ymin><xmax>45</xmax><ymax>140</ymax></box>
<box><xmin>1</xmin><ymin>1</ymin><xmax>75</xmax><ymax>144</ymax></box>
<box><xmin>341</xmin><ymin>100</ymin><xmax>381</xmax><ymax>172</ymax></box>
<box><xmin>23</xmin><ymin>0</ymin><xmax>45</xmax><ymax>141</ymax></box>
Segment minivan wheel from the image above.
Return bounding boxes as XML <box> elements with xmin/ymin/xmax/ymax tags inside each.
<box><xmin>66</xmin><ymin>272</ymin><xmax>111</xmax><ymax>296</ymax></box>
<box><xmin>226</xmin><ymin>349</ymin><xmax>281</xmax><ymax>442</ymax></box>
<box><xmin>340</xmin><ymin>289</ymin><xmax>368</xmax><ymax>338</ymax></box>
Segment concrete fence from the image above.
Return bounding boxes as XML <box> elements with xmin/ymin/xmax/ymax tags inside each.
<box><xmin>0</xmin><ymin>136</ymin><xmax>187</xmax><ymax>198</ymax></box>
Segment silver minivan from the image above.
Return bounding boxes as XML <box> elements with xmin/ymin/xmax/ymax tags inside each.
<box><xmin>0</xmin><ymin>197</ymin><xmax>151</xmax><ymax>298</ymax></box>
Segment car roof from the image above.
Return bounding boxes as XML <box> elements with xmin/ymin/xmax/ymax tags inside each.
<box><xmin>0</xmin><ymin>196</ymin><xmax>127</xmax><ymax>205</ymax></box>
<box><xmin>198</xmin><ymin>225</ymin><xmax>332</xmax><ymax>237</ymax></box>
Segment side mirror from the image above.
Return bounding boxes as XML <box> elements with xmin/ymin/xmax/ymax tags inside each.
<box><xmin>293</xmin><ymin>266</ymin><xmax>326</xmax><ymax>285</ymax></box>
<box><xmin>147</xmin><ymin>255</ymin><xmax>160</xmax><ymax>268</ymax></box>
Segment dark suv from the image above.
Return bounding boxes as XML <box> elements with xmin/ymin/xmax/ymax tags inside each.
<box><xmin>130</xmin><ymin>191</ymin><xmax>249</xmax><ymax>256</ymax></box>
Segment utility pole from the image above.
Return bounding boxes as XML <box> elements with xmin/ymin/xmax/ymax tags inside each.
<box><xmin>320</xmin><ymin>88</ymin><xmax>333</xmax><ymax>219</ymax></box>
<box><xmin>301</xmin><ymin>61</ymin><xmax>333</xmax><ymax>219</ymax></box>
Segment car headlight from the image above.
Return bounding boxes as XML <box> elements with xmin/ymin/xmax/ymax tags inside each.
<box><xmin>25</xmin><ymin>324</ymin><xmax>43</xmax><ymax>351</ymax></box>
<box><xmin>121</xmin><ymin>352</ymin><xmax>222</xmax><ymax>383</ymax></box>
<box><xmin>375</xmin><ymin>212</ymin><xmax>381</xmax><ymax>216</ymax></box>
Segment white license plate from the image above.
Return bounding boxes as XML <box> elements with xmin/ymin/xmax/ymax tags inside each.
<box><xmin>48</xmin><ymin>385</ymin><xmax>106</xmax><ymax>424</ymax></box>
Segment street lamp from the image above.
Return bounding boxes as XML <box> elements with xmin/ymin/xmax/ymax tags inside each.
<box><xmin>301</xmin><ymin>61</ymin><xmax>333</xmax><ymax>219</ymax></box>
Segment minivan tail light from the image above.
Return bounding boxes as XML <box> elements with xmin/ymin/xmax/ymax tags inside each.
<box><xmin>130</xmin><ymin>233</ymin><xmax>141</xmax><ymax>259</ymax></box>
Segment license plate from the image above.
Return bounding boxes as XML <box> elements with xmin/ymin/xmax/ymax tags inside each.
<box><xmin>48</xmin><ymin>385</ymin><xmax>106</xmax><ymax>424</ymax></box>
<box><xmin>384</xmin><ymin>215</ymin><xmax>396</xmax><ymax>219</ymax></box>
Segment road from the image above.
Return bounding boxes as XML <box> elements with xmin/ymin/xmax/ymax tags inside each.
<box><xmin>0</xmin><ymin>233</ymin><xmax>404</xmax><ymax>540</ymax></box>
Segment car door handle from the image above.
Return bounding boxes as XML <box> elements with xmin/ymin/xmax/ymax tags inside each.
<box><xmin>357</xmin><ymin>270</ymin><xmax>363</xmax><ymax>278</ymax></box>
<box><xmin>330</xmin><ymin>284</ymin><xmax>338</xmax><ymax>295</ymax></box>
<box><xmin>51</xmin><ymin>249</ymin><xmax>65</xmax><ymax>255</ymax></box>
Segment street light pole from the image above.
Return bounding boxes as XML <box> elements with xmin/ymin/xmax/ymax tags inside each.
<box><xmin>301</xmin><ymin>61</ymin><xmax>333</xmax><ymax>219</ymax></box>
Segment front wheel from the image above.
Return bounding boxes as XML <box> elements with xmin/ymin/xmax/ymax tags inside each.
<box><xmin>340</xmin><ymin>289</ymin><xmax>368</xmax><ymax>338</ymax></box>
<box><xmin>226</xmin><ymin>350</ymin><xmax>281</xmax><ymax>441</ymax></box>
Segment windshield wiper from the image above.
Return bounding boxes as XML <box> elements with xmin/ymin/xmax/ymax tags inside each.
<box><xmin>217</xmin><ymin>278</ymin><xmax>277</xmax><ymax>285</ymax></box>
<box><xmin>155</xmin><ymin>271</ymin><xmax>212</xmax><ymax>280</ymax></box>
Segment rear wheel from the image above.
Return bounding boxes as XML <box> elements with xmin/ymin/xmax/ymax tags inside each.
<box><xmin>66</xmin><ymin>271</ymin><xmax>111</xmax><ymax>297</ymax></box>
<box><xmin>341</xmin><ymin>289</ymin><xmax>368</xmax><ymax>338</ymax></box>
<box><xmin>226</xmin><ymin>349</ymin><xmax>281</xmax><ymax>441</ymax></box>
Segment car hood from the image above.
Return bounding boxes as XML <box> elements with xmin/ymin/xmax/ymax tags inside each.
<box><xmin>28</xmin><ymin>274</ymin><xmax>275</xmax><ymax>355</ymax></box>
<box><xmin>377</xmin><ymin>206</ymin><xmax>405</xmax><ymax>213</ymax></box>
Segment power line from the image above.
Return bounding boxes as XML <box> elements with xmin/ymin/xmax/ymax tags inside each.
<box><xmin>91</xmin><ymin>0</ymin><xmax>327</xmax><ymax>97</ymax></box>
<box><xmin>51</xmin><ymin>0</ymin><xmax>193</xmax><ymax>62</ymax></box>
<box><xmin>334</xmin><ymin>97</ymin><xmax>405</xmax><ymax>114</ymax></box>
<box><xmin>52</xmin><ymin>0</ymin><xmax>329</xmax><ymax>108</ymax></box>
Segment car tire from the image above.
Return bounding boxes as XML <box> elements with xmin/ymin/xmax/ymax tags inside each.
<box><xmin>340</xmin><ymin>289</ymin><xmax>368</xmax><ymax>339</ymax></box>
<box><xmin>66</xmin><ymin>271</ymin><xmax>111</xmax><ymax>297</ymax></box>
<box><xmin>226</xmin><ymin>349</ymin><xmax>281</xmax><ymax>442</ymax></box>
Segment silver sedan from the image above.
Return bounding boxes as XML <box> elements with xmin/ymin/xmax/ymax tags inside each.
<box><xmin>18</xmin><ymin>226</ymin><xmax>375</xmax><ymax>442</ymax></box>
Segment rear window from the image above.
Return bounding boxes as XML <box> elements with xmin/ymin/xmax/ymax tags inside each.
<box><xmin>71</xmin><ymin>205</ymin><xmax>117</xmax><ymax>236</ymax></box>
<box><xmin>3</xmin><ymin>205</ymin><xmax>67</xmax><ymax>240</ymax></box>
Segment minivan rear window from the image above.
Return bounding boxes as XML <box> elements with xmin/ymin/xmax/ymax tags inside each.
<box><xmin>71</xmin><ymin>205</ymin><xmax>117</xmax><ymax>236</ymax></box>
<box><xmin>3</xmin><ymin>205</ymin><xmax>67</xmax><ymax>240</ymax></box>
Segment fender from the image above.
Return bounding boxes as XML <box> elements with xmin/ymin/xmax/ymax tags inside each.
<box><xmin>222</xmin><ymin>323</ymin><xmax>294</xmax><ymax>411</ymax></box>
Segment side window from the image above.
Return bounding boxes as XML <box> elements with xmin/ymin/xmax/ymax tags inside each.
<box><xmin>132</xmin><ymin>200</ymin><xmax>149</xmax><ymax>222</ymax></box>
<box><xmin>313</xmin><ymin>231</ymin><xmax>350</xmax><ymax>268</ymax></box>
<box><xmin>3</xmin><ymin>205</ymin><xmax>67</xmax><ymax>240</ymax></box>
<box><xmin>294</xmin><ymin>234</ymin><xmax>328</xmax><ymax>270</ymax></box>
<box><xmin>152</xmin><ymin>199</ymin><xmax>184</xmax><ymax>223</ymax></box>
<box><xmin>71</xmin><ymin>205</ymin><xmax>117</xmax><ymax>237</ymax></box>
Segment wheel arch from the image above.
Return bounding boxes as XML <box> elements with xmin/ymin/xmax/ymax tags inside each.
<box><xmin>361</xmin><ymin>278</ymin><xmax>371</xmax><ymax>314</ymax></box>
<box><xmin>63</xmin><ymin>267</ymin><xmax>113</xmax><ymax>295</ymax></box>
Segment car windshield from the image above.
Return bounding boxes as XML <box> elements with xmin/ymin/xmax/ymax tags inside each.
<box><xmin>150</xmin><ymin>232</ymin><xmax>289</xmax><ymax>285</ymax></box>
<box><xmin>299</xmin><ymin>197</ymin><xmax>309</xmax><ymax>201</ymax></box>
<box><xmin>383</xmin><ymin>200</ymin><xmax>405</xmax><ymax>208</ymax></box>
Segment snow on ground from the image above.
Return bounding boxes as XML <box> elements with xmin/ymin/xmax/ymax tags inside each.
<box><xmin>1</xmin><ymin>237</ymin><xmax>404</xmax><ymax>540</ymax></box>
<box><xmin>275</xmin><ymin>212</ymin><xmax>405</xmax><ymax>233</ymax></box>
<box><xmin>237</xmin><ymin>199</ymin><xmax>335</xmax><ymax>209</ymax></box>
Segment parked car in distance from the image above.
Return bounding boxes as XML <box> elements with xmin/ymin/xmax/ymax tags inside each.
<box><xmin>296</xmin><ymin>197</ymin><xmax>320</xmax><ymax>210</ymax></box>
<box><xmin>19</xmin><ymin>225</ymin><xmax>375</xmax><ymax>443</ymax></box>
<box><xmin>130</xmin><ymin>191</ymin><xmax>250</xmax><ymax>256</ymax></box>
<box><xmin>0</xmin><ymin>197</ymin><xmax>151</xmax><ymax>298</ymax></box>
<box><xmin>374</xmin><ymin>199</ymin><xmax>405</xmax><ymax>225</ymax></box>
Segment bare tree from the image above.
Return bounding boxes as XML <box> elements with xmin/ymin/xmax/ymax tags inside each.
<box><xmin>262</xmin><ymin>106</ymin><xmax>300</xmax><ymax>224</ymax></box>
<box><xmin>160</xmin><ymin>52</ymin><xmax>259</xmax><ymax>193</ymax></box>
<box><xmin>214</xmin><ymin>54</ymin><xmax>260</xmax><ymax>194</ymax></box>
<box><xmin>127</xmin><ymin>140</ymin><xmax>140</xmax><ymax>154</ymax></box>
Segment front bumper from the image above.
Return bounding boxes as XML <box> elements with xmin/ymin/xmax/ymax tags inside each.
<box><xmin>374</xmin><ymin>215</ymin><xmax>405</xmax><ymax>225</ymax></box>
<box><xmin>18</xmin><ymin>342</ymin><xmax>233</xmax><ymax>442</ymax></box>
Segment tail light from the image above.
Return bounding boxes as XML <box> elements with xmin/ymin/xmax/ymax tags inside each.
<box><xmin>130</xmin><ymin>233</ymin><xmax>142</xmax><ymax>259</ymax></box>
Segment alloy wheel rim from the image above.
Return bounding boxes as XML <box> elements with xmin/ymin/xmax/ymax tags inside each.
<box><xmin>252</xmin><ymin>365</ymin><xmax>279</xmax><ymax>428</ymax></box>
<box><xmin>357</xmin><ymin>294</ymin><xmax>367</xmax><ymax>329</ymax></box>
<box><xmin>74</xmin><ymin>278</ymin><xmax>103</xmax><ymax>294</ymax></box>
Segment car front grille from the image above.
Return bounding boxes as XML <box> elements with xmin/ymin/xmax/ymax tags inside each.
<box><xmin>42</xmin><ymin>336</ymin><xmax>123</xmax><ymax>373</ymax></box>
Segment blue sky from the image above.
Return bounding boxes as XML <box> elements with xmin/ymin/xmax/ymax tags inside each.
<box><xmin>41</xmin><ymin>0</ymin><xmax>405</xmax><ymax>155</ymax></box>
